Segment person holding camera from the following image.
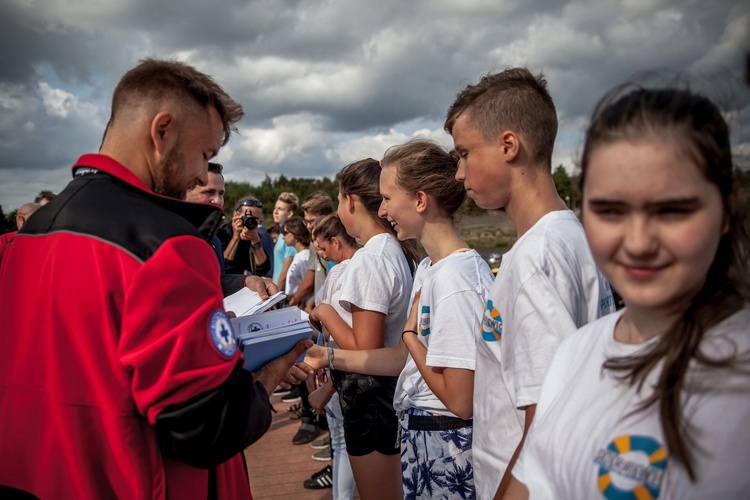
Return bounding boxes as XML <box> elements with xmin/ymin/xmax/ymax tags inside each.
<box><xmin>219</xmin><ymin>196</ymin><xmax>271</xmax><ymax>277</ymax></box>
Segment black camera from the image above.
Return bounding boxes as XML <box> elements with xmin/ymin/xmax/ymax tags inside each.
<box><xmin>242</xmin><ymin>214</ymin><xmax>258</xmax><ymax>230</ymax></box>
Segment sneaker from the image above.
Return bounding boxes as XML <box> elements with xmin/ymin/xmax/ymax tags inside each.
<box><xmin>310</xmin><ymin>434</ymin><xmax>330</xmax><ymax>449</ymax></box>
<box><xmin>281</xmin><ymin>387</ymin><xmax>301</xmax><ymax>403</ymax></box>
<box><xmin>272</xmin><ymin>386</ymin><xmax>291</xmax><ymax>397</ymax></box>
<box><xmin>312</xmin><ymin>445</ymin><xmax>332</xmax><ymax>462</ymax></box>
<box><xmin>292</xmin><ymin>416</ymin><xmax>320</xmax><ymax>445</ymax></box>
<box><xmin>303</xmin><ymin>465</ymin><xmax>333</xmax><ymax>489</ymax></box>
<box><xmin>287</xmin><ymin>402</ymin><xmax>305</xmax><ymax>420</ymax></box>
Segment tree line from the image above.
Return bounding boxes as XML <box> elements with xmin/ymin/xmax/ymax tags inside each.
<box><xmin>3</xmin><ymin>166</ymin><xmax>750</xmax><ymax>233</ymax></box>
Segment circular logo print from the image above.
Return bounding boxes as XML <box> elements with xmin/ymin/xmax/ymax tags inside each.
<box><xmin>595</xmin><ymin>434</ymin><xmax>667</xmax><ymax>500</ymax></box>
<box><xmin>208</xmin><ymin>310</ymin><xmax>237</xmax><ymax>358</ymax></box>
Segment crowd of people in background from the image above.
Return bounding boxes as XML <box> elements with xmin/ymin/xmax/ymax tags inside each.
<box><xmin>0</xmin><ymin>55</ymin><xmax>748</xmax><ymax>500</ymax></box>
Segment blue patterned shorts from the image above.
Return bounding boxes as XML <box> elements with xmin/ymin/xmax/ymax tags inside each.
<box><xmin>399</xmin><ymin>408</ymin><xmax>475</xmax><ymax>499</ymax></box>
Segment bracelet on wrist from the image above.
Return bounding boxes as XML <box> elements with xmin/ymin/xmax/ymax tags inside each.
<box><xmin>327</xmin><ymin>347</ymin><xmax>335</xmax><ymax>371</ymax></box>
<box><xmin>401</xmin><ymin>329</ymin><xmax>418</xmax><ymax>340</ymax></box>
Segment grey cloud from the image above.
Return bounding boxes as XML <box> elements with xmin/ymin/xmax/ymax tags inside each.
<box><xmin>1</xmin><ymin>0</ymin><xmax>748</xmax><ymax>211</ymax></box>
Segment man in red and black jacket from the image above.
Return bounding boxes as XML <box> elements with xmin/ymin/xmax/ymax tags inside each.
<box><xmin>0</xmin><ymin>59</ymin><xmax>312</xmax><ymax>499</ymax></box>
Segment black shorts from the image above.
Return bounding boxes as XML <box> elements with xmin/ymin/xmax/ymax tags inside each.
<box><xmin>333</xmin><ymin>370</ymin><xmax>399</xmax><ymax>457</ymax></box>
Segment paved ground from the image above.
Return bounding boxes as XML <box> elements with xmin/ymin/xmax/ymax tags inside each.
<box><xmin>245</xmin><ymin>394</ymin><xmax>350</xmax><ymax>499</ymax></box>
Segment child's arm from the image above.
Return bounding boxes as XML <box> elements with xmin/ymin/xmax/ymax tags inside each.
<box><xmin>402</xmin><ymin>334</ymin><xmax>474</xmax><ymax>419</ymax></box>
<box><xmin>304</xmin><ymin>342</ymin><xmax>408</xmax><ymax>377</ymax></box>
<box><xmin>276</xmin><ymin>256</ymin><xmax>293</xmax><ymax>291</ymax></box>
<box><xmin>308</xmin><ymin>377</ymin><xmax>335</xmax><ymax>414</ymax></box>
<box><xmin>401</xmin><ymin>292</ymin><xmax>474</xmax><ymax>419</ymax></box>
<box><xmin>310</xmin><ymin>303</ymin><xmax>387</xmax><ymax>350</ymax></box>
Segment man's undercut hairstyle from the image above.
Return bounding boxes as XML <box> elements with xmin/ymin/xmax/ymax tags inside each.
<box><xmin>444</xmin><ymin>67</ymin><xmax>558</xmax><ymax>166</ymax></box>
<box><xmin>208</xmin><ymin>162</ymin><xmax>224</xmax><ymax>176</ymax></box>
<box><xmin>301</xmin><ymin>190</ymin><xmax>334</xmax><ymax>216</ymax></box>
<box><xmin>277</xmin><ymin>192</ymin><xmax>299</xmax><ymax>214</ymax></box>
<box><xmin>109</xmin><ymin>58</ymin><xmax>244</xmax><ymax>146</ymax></box>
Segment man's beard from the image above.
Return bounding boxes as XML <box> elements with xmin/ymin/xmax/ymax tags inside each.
<box><xmin>153</xmin><ymin>144</ymin><xmax>190</xmax><ymax>200</ymax></box>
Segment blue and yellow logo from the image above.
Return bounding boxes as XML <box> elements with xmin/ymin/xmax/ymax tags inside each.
<box><xmin>594</xmin><ymin>434</ymin><xmax>667</xmax><ymax>499</ymax></box>
<box><xmin>209</xmin><ymin>310</ymin><xmax>237</xmax><ymax>358</ymax></box>
<box><xmin>481</xmin><ymin>299</ymin><xmax>503</xmax><ymax>342</ymax></box>
<box><xmin>418</xmin><ymin>305</ymin><xmax>431</xmax><ymax>336</ymax></box>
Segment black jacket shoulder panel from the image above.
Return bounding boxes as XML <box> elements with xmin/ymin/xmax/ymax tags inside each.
<box><xmin>22</xmin><ymin>172</ymin><xmax>223</xmax><ymax>262</ymax></box>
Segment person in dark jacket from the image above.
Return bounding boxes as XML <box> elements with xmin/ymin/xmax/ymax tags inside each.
<box><xmin>0</xmin><ymin>58</ymin><xmax>312</xmax><ymax>500</ymax></box>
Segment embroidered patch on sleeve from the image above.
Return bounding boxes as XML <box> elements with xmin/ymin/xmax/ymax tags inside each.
<box><xmin>208</xmin><ymin>310</ymin><xmax>237</xmax><ymax>358</ymax></box>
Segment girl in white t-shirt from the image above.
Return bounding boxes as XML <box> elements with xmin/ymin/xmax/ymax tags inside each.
<box><xmin>308</xmin><ymin>157</ymin><xmax>419</xmax><ymax>500</ymax></box>
<box><xmin>307</xmin><ymin>139</ymin><xmax>494</xmax><ymax>499</ymax></box>
<box><xmin>306</xmin><ymin>214</ymin><xmax>360</xmax><ymax>498</ymax></box>
<box><xmin>282</xmin><ymin>216</ymin><xmax>310</xmax><ymax>297</ymax></box>
<box><xmin>508</xmin><ymin>87</ymin><xmax>750</xmax><ymax>499</ymax></box>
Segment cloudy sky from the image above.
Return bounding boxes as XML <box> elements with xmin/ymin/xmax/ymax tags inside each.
<box><xmin>1</xmin><ymin>0</ymin><xmax>748</xmax><ymax>212</ymax></box>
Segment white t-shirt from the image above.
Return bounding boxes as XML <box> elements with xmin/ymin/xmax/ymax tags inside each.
<box><xmin>514</xmin><ymin>306</ymin><xmax>750</xmax><ymax>499</ymax></box>
<box><xmin>285</xmin><ymin>249</ymin><xmax>309</xmax><ymax>296</ymax></box>
<box><xmin>316</xmin><ymin>259</ymin><xmax>352</xmax><ymax>349</ymax></box>
<box><xmin>308</xmin><ymin>242</ymin><xmax>330</xmax><ymax>295</ymax></box>
<box><xmin>337</xmin><ymin>233</ymin><xmax>413</xmax><ymax>348</ymax></box>
<box><xmin>394</xmin><ymin>250</ymin><xmax>494</xmax><ymax>417</ymax></box>
<box><xmin>473</xmin><ymin>209</ymin><xmax>615</xmax><ymax>499</ymax></box>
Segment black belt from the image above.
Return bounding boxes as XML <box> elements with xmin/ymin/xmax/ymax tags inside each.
<box><xmin>406</xmin><ymin>414</ymin><xmax>473</xmax><ymax>431</ymax></box>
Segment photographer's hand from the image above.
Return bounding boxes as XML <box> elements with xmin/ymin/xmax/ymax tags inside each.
<box><xmin>223</xmin><ymin>212</ymin><xmax>243</xmax><ymax>261</ymax></box>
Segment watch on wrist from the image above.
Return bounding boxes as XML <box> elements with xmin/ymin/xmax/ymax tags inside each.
<box><xmin>251</xmin><ymin>241</ymin><xmax>262</xmax><ymax>250</ymax></box>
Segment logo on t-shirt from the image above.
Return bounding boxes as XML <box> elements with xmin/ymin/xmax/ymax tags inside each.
<box><xmin>481</xmin><ymin>299</ymin><xmax>503</xmax><ymax>342</ymax></box>
<box><xmin>208</xmin><ymin>310</ymin><xmax>238</xmax><ymax>358</ymax></box>
<box><xmin>418</xmin><ymin>305</ymin><xmax>430</xmax><ymax>336</ymax></box>
<box><xmin>594</xmin><ymin>434</ymin><xmax>667</xmax><ymax>499</ymax></box>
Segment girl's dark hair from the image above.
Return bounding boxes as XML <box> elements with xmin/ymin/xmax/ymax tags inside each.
<box><xmin>311</xmin><ymin>214</ymin><xmax>358</xmax><ymax>249</ymax></box>
<box><xmin>581</xmin><ymin>85</ymin><xmax>750</xmax><ymax>480</ymax></box>
<box><xmin>381</xmin><ymin>139</ymin><xmax>466</xmax><ymax>221</ymax></box>
<box><xmin>283</xmin><ymin>216</ymin><xmax>310</xmax><ymax>246</ymax></box>
<box><xmin>338</xmin><ymin>158</ymin><xmax>420</xmax><ymax>274</ymax></box>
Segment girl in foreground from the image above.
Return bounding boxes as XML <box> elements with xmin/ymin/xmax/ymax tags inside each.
<box><xmin>308</xmin><ymin>158</ymin><xmax>418</xmax><ymax>499</ymax></box>
<box><xmin>308</xmin><ymin>139</ymin><xmax>494</xmax><ymax>499</ymax></box>
<box><xmin>507</xmin><ymin>87</ymin><xmax>750</xmax><ymax>498</ymax></box>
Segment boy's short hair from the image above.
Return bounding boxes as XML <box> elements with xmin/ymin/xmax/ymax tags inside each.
<box><xmin>277</xmin><ymin>192</ymin><xmax>299</xmax><ymax>213</ymax></box>
<box><xmin>301</xmin><ymin>191</ymin><xmax>334</xmax><ymax>216</ymax></box>
<box><xmin>444</xmin><ymin>67</ymin><xmax>558</xmax><ymax>166</ymax></box>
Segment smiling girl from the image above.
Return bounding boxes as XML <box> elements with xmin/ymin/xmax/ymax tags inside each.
<box><xmin>507</xmin><ymin>87</ymin><xmax>750</xmax><ymax>499</ymax></box>
<box><xmin>307</xmin><ymin>139</ymin><xmax>494</xmax><ymax>499</ymax></box>
<box><xmin>308</xmin><ymin>158</ymin><xmax>418</xmax><ymax>499</ymax></box>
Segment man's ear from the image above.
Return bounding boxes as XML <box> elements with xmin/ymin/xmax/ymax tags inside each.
<box><xmin>150</xmin><ymin>111</ymin><xmax>177</xmax><ymax>159</ymax></box>
<box><xmin>498</xmin><ymin>130</ymin><xmax>520</xmax><ymax>162</ymax></box>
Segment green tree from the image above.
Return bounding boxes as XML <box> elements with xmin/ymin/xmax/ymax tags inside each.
<box><xmin>0</xmin><ymin>205</ymin><xmax>14</xmax><ymax>234</ymax></box>
<box><xmin>223</xmin><ymin>175</ymin><xmax>340</xmax><ymax>221</ymax></box>
<box><xmin>34</xmin><ymin>190</ymin><xmax>56</xmax><ymax>203</ymax></box>
<box><xmin>552</xmin><ymin>165</ymin><xmax>571</xmax><ymax>204</ymax></box>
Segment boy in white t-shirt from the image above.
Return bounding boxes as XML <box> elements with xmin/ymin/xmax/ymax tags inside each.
<box><xmin>281</xmin><ymin>216</ymin><xmax>310</xmax><ymax>296</ymax></box>
<box><xmin>445</xmin><ymin>67</ymin><xmax>614</xmax><ymax>499</ymax></box>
